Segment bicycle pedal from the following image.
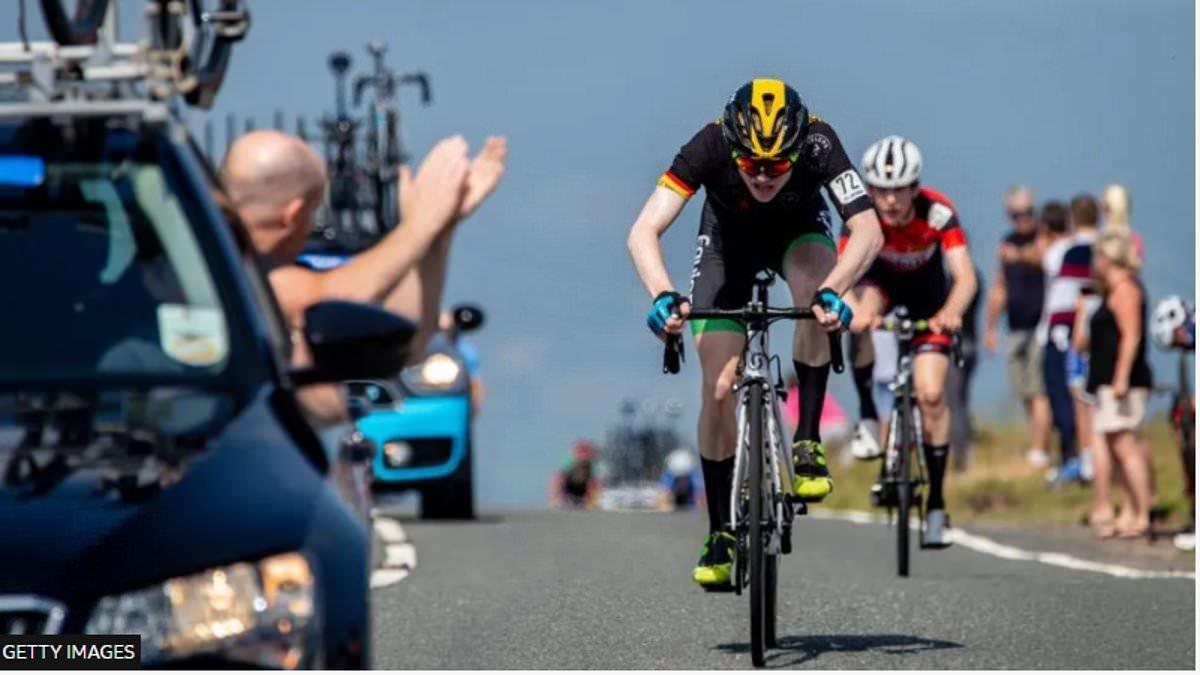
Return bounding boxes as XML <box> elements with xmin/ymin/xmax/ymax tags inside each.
<box><xmin>702</xmin><ymin>582</ymin><xmax>737</xmax><ymax>594</ymax></box>
<box><xmin>781</xmin><ymin>527</ymin><xmax>793</xmax><ymax>555</ymax></box>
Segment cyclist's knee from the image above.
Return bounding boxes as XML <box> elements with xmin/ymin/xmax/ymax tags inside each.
<box><xmin>791</xmin><ymin>320</ymin><xmax>830</xmax><ymax>365</ymax></box>
<box><xmin>850</xmin><ymin>331</ymin><xmax>875</xmax><ymax>368</ymax></box>
<box><xmin>916</xmin><ymin>384</ymin><xmax>947</xmax><ymax>415</ymax></box>
<box><xmin>699</xmin><ymin>361</ymin><xmax>736</xmax><ymax>403</ymax></box>
<box><xmin>705</xmin><ymin>373</ymin><xmax>736</xmax><ymax>403</ymax></box>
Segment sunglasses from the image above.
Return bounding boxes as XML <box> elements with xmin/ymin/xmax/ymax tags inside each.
<box><xmin>733</xmin><ymin>152</ymin><xmax>795</xmax><ymax>178</ymax></box>
<box><xmin>1008</xmin><ymin>208</ymin><xmax>1034</xmax><ymax>219</ymax></box>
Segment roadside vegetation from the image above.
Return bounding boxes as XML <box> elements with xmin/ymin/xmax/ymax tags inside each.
<box><xmin>822</xmin><ymin>416</ymin><xmax>1189</xmax><ymax>531</ymax></box>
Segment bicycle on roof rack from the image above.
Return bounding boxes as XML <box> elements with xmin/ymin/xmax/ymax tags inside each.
<box><xmin>355</xmin><ymin>41</ymin><xmax>430</xmax><ymax>234</ymax></box>
<box><xmin>305</xmin><ymin>42</ymin><xmax>432</xmax><ymax>255</ymax></box>
<box><xmin>6</xmin><ymin>0</ymin><xmax>249</xmax><ymax>110</ymax></box>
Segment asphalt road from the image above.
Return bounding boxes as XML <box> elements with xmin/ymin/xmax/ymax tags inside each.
<box><xmin>371</xmin><ymin>509</ymin><xmax>1195</xmax><ymax>669</ymax></box>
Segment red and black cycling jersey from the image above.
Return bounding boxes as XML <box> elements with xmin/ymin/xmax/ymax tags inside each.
<box><xmin>658</xmin><ymin>118</ymin><xmax>874</xmax><ymax>225</ymax></box>
<box><xmin>841</xmin><ymin>187</ymin><xmax>969</xmax><ymax>331</ymax></box>
<box><xmin>838</xmin><ymin>187</ymin><xmax>966</xmax><ymax>274</ymax></box>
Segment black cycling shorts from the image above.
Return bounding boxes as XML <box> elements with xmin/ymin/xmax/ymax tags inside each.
<box><xmin>687</xmin><ymin>200</ymin><xmax>835</xmax><ymax>334</ymax></box>
<box><xmin>859</xmin><ymin>265</ymin><xmax>954</xmax><ymax>355</ymax></box>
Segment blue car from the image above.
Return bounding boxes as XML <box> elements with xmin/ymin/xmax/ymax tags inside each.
<box><xmin>347</xmin><ymin>305</ymin><xmax>484</xmax><ymax>519</ymax></box>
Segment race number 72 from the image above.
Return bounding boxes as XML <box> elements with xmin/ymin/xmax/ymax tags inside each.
<box><xmin>830</xmin><ymin>169</ymin><xmax>866</xmax><ymax>205</ymax></box>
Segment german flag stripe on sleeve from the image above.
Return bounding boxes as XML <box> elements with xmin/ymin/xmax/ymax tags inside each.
<box><xmin>658</xmin><ymin>171</ymin><xmax>696</xmax><ymax>198</ymax></box>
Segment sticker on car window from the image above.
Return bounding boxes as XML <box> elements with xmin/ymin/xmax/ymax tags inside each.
<box><xmin>157</xmin><ymin>304</ymin><xmax>228</xmax><ymax>367</ymax></box>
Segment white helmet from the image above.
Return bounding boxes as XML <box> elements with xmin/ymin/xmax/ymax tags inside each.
<box><xmin>862</xmin><ymin>136</ymin><xmax>922</xmax><ymax>188</ymax></box>
<box><xmin>665</xmin><ymin>448</ymin><xmax>696</xmax><ymax>476</ymax></box>
<box><xmin>1152</xmin><ymin>296</ymin><xmax>1193</xmax><ymax>349</ymax></box>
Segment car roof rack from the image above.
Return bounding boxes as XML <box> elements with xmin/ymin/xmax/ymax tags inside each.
<box><xmin>0</xmin><ymin>0</ymin><xmax>248</xmax><ymax>121</ymax></box>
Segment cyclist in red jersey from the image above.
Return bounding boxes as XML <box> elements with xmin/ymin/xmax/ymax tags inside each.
<box><xmin>842</xmin><ymin>136</ymin><xmax>977</xmax><ymax>547</ymax></box>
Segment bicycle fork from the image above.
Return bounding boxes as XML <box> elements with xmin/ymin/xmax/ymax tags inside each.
<box><xmin>730</xmin><ymin>383</ymin><xmax>789</xmax><ymax>554</ymax></box>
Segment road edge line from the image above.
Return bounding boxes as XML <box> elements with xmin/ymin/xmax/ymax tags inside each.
<box><xmin>809</xmin><ymin>508</ymin><xmax>1196</xmax><ymax>580</ymax></box>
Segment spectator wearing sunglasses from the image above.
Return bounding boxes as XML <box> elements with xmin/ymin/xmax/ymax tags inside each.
<box><xmin>984</xmin><ymin>185</ymin><xmax>1053</xmax><ymax>469</ymax></box>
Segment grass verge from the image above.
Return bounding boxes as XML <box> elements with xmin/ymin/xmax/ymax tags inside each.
<box><xmin>821</xmin><ymin>415</ymin><xmax>1191</xmax><ymax>530</ymax></box>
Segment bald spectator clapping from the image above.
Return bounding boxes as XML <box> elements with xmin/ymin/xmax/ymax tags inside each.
<box><xmin>221</xmin><ymin>131</ymin><xmax>507</xmax><ymax>424</ymax></box>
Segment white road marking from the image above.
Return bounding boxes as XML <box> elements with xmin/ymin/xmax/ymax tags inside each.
<box><xmin>384</xmin><ymin>542</ymin><xmax>417</xmax><ymax>570</ymax></box>
<box><xmin>370</xmin><ymin>516</ymin><xmax>418</xmax><ymax>588</ymax></box>
<box><xmin>811</xmin><ymin>509</ymin><xmax>1196</xmax><ymax>581</ymax></box>
<box><xmin>370</xmin><ymin>567</ymin><xmax>410</xmax><ymax>588</ymax></box>
<box><xmin>374</xmin><ymin>517</ymin><xmax>409</xmax><ymax>544</ymax></box>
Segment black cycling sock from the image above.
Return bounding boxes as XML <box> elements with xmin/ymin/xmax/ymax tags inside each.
<box><xmin>853</xmin><ymin>363</ymin><xmax>878</xmax><ymax>422</ymax></box>
<box><xmin>793</xmin><ymin>361</ymin><xmax>831</xmax><ymax>445</ymax></box>
<box><xmin>700</xmin><ymin>457</ymin><xmax>734</xmax><ymax>533</ymax></box>
<box><xmin>925</xmin><ymin>444</ymin><xmax>949</xmax><ymax>510</ymax></box>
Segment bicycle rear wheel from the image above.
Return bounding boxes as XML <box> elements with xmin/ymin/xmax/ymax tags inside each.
<box><xmin>747</xmin><ymin>381</ymin><xmax>767</xmax><ymax>668</ymax></box>
<box><xmin>896</xmin><ymin>393</ymin><xmax>913</xmax><ymax>578</ymax></box>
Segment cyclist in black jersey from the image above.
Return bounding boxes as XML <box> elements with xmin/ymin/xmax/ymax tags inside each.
<box><xmin>628</xmin><ymin>78</ymin><xmax>883</xmax><ymax>588</ymax></box>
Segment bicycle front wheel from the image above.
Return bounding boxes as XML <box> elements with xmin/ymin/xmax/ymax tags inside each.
<box><xmin>764</xmin><ymin>551</ymin><xmax>778</xmax><ymax>648</ymax></box>
<box><xmin>896</xmin><ymin>393</ymin><xmax>913</xmax><ymax>578</ymax></box>
<box><xmin>747</xmin><ymin>381</ymin><xmax>767</xmax><ymax>668</ymax></box>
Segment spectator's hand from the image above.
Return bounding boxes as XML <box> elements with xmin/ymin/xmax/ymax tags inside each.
<box><xmin>1111</xmin><ymin>373</ymin><xmax>1130</xmax><ymax>398</ymax></box>
<box><xmin>984</xmin><ymin>327</ymin><xmax>998</xmax><ymax>354</ymax></box>
<box><xmin>998</xmin><ymin>243</ymin><xmax>1020</xmax><ymax>263</ymax></box>
<box><xmin>459</xmin><ymin>136</ymin><xmax>507</xmax><ymax>221</ymax></box>
<box><xmin>929</xmin><ymin>308</ymin><xmax>963</xmax><ymax>334</ymax></box>
<box><xmin>400</xmin><ymin>136</ymin><xmax>470</xmax><ymax>237</ymax></box>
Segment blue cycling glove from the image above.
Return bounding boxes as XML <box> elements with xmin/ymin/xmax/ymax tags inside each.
<box><xmin>647</xmin><ymin>291</ymin><xmax>685</xmax><ymax>337</ymax></box>
<box><xmin>812</xmin><ymin>287</ymin><xmax>853</xmax><ymax>329</ymax></box>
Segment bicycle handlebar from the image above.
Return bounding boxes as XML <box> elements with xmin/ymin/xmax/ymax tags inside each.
<box><xmin>877</xmin><ymin>318</ymin><xmax>965</xmax><ymax>368</ymax></box>
<box><xmin>661</xmin><ymin>306</ymin><xmax>844</xmax><ymax>375</ymax></box>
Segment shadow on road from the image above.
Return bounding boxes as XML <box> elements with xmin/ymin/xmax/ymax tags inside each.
<box><xmin>715</xmin><ymin>633</ymin><xmax>964</xmax><ymax>667</ymax></box>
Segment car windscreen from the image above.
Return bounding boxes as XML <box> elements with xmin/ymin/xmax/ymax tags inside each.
<box><xmin>0</xmin><ymin>120</ymin><xmax>233</xmax><ymax>382</ymax></box>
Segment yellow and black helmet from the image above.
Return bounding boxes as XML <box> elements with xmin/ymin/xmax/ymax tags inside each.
<box><xmin>721</xmin><ymin>78</ymin><xmax>809</xmax><ymax>160</ymax></box>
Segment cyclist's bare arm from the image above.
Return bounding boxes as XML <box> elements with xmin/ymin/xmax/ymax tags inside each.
<box><xmin>930</xmin><ymin>247</ymin><xmax>978</xmax><ymax>332</ymax></box>
<box><xmin>628</xmin><ymin>186</ymin><xmax>688</xmax><ymax>297</ymax></box>
<box><xmin>818</xmin><ymin>209</ymin><xmax>883</xmax><ymax>295</ymax></box>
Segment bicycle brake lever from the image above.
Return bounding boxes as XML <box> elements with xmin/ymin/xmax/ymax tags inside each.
<box><xmin>828</xmin><ymin>332</ymin><xmax>845</xmax><ymax>374</ymax></box>
<box><xmin>952</xmin><ymin>333</ymin><xmax>965</xmax><ymax>369</ymax></box>
<box><xmin>663</xmin><ymin>334</ymin><xmax>684</xmax><ymax>374</ymax></box>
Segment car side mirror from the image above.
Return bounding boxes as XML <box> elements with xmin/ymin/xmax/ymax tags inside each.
<box><xmin>290</xmin><ymin>301</ymin><xmax>415</xmax><ymax>386</ymax></box>
<box><xmin>452</xmin><ymin>304</ymin><xmax>485</xmax><ymax>333</ymax></box>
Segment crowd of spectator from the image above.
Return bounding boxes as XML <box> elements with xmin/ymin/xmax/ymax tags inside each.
<box><xmin>986</xmin><ymin>183</ymin><xmax>1195</xmax><ymax>551</ymax></box>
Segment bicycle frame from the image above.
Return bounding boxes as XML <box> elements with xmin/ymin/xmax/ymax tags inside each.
<box><xmin>729</xmin><ymin>307</ymin><xmax>795</xmax><ymax>555</ymax></box>
<box><xmin>881</xmin><ymin>327</ymin><xmax>927</xmax><ymax>499</ymax></box>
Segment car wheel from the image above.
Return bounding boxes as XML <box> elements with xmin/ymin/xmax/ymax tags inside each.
<box><xmin>420</xmin><ymin>441</ymin><xmax>474</xmax><ymax>520</ymax></box>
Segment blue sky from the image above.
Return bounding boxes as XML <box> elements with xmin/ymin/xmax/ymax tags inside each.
<box><xmin>6</xmin><ymin>0</ymin><xmax>1194</xmax><ymax>506</ymax></box>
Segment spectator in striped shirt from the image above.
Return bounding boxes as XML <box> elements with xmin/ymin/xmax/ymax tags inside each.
<box><xmin>1036</xmin><ymin>201</ymin><xmax>1096</xmax><ymax>485</ymax></box>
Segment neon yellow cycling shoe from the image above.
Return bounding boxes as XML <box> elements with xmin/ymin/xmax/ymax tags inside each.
<box><xmin>692</xmin><ymin>531</ymin><xmax>736</xmax><ymax>589</ymax></box>
<box><xmin>793</xmin><ymin>440</ymin><xmax>834</xmax><ymax>502</ymax></box>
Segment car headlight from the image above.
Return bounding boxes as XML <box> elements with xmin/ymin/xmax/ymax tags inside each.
<box><xmin>85</xmin><ymin>552</ymin><xmax>317</xmax><ymax>668</ymax></box>
<box><xmin>402</xmin><ymin>352</ymin><xmax>462</xmax><ymax>391</ymax></box>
